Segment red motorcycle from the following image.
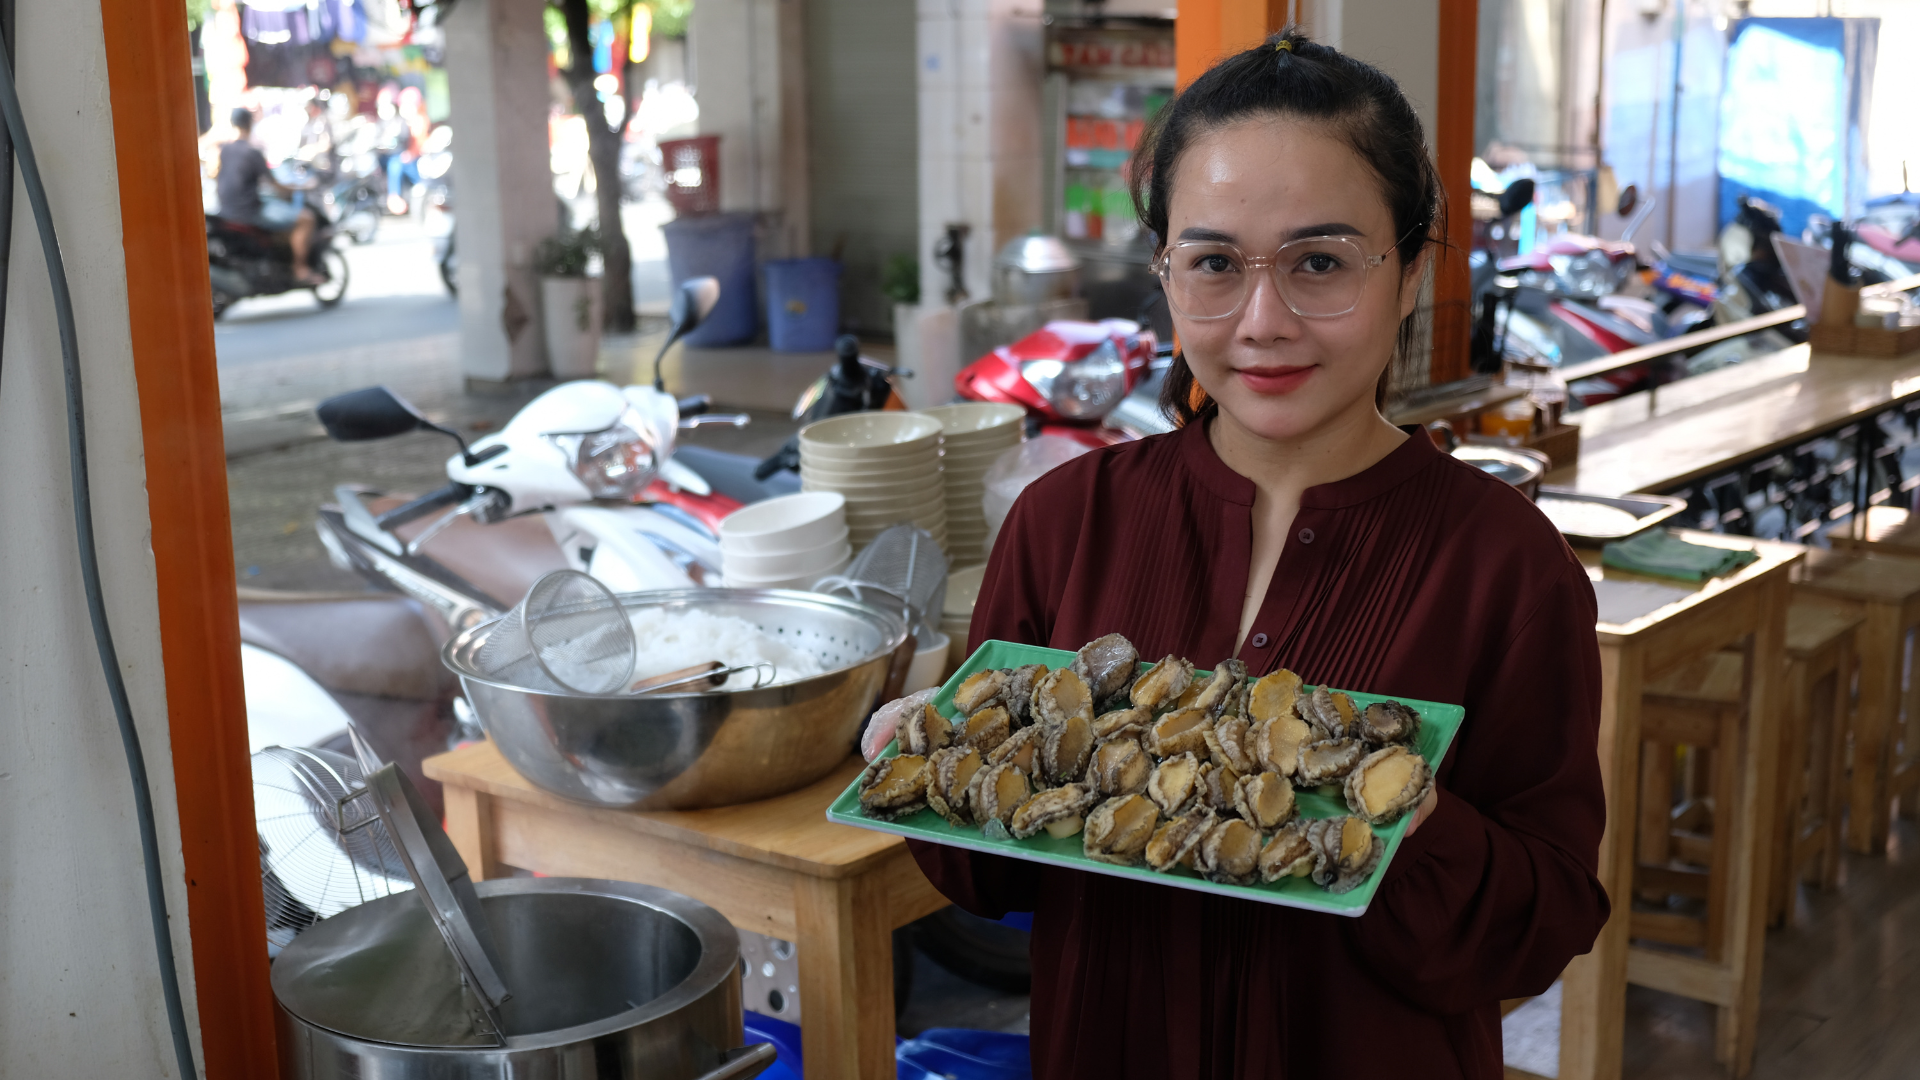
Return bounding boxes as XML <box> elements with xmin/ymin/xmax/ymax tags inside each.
<box><xmin>953</xmin><ymin>318</ymin><xmax>1157</xmax><ymax>448</ymax></box>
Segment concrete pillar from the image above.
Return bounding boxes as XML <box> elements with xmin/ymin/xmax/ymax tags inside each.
<box><xmin>445</xmin><ymin>0</ymin><xmax>555</xmax><ymax>383</ymax></box>
<box><xmin>915</xmin><ymin>0</ymin><xmax>1045</xmax><ymax>309</ymax></box>
<box><xmin>686</xmin><ymin>0</ymin><xmax>808</xmax><ymax>257</ymax></box>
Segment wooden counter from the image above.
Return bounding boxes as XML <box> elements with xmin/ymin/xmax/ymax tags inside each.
<box><xmin>1545</xmin><ymin>346</ymin><xmax>1920</xmax><ymax>498</ymax></box>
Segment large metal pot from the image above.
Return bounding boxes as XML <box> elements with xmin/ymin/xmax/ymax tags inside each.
<box><xmin>993</xmin><ymin>233</ymin><xmax>1081</xmax><ymax>306</ymax></box>
<box><xmin>1452</xmin><ymin>444</ymin><xmax>1550</xmax><ymax>500</ymax></box>
<box><xmin>444</xmin><ymin>589</ymin><xmax>908</xmax><ymax>809</ymax></box>
<box><xmin>273</xmin><ymin>877</ymin><xmax>771</xmax><ymax>1079</ymax></box>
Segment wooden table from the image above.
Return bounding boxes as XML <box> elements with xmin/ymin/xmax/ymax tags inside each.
<box><xmin>1543</xmin><ymin>531</ymin><xmax>1803</xmax><ymax>1080</ymax></box>
<box><xmin>1544</xmin><ymin>346</ymin><xmax>1920</xmax><ymax>499</ymax></box>
<box><xmin>424</xmin><ymin>741</ymin><xmax>947</xmax><ymax>1080</ymax></box>
<box><xmin>1826</xmin><ymin>505</ymin><xmax>1920</xmax><ymax>558</ymax></box>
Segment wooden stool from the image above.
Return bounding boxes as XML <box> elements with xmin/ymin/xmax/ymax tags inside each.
<box><xmin>1823</xmin><ymin>505</ymin><xmax>1920</xmax><ymax>558</ymax></box>
<box><xmin>1772</xmin><ymin>600</ymin><xmax>1860</xmax><ymax>924</ymax></box>
<box><xmin>1639</xmin><ymin>597</ymin><xmax>1862</xmax><ymax>931</ymax></box>
<box><xmin>1793</xmin><ymin>550</ymin><xmax>1920</xmax><ymax>855</ymax></box>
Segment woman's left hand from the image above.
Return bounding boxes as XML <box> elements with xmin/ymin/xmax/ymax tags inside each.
<box><xmin>1402</xmin><ymin>787</ymin><xmax>1440</xmax><ymax>837</ymax></box>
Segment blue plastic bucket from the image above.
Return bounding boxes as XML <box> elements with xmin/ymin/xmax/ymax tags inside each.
<box><xmin>662</xmin><ymin>212</ymin><xmax>757</xmax><ymax>347</ymax></box>
<box><xmin>765</xmin><ymin>258</ymin><xmax>843</xmax><ymax>352</ymax></box>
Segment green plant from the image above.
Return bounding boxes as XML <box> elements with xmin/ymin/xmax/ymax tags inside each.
<box><xmin>534</xmin><ymin>227</ymin><xmax>601</xmax><ymax>277</ymax></box>
<box><xmin>881</xmin><ymin>253</ymin><xmax>920</xmax><ymax>306</ymax></box>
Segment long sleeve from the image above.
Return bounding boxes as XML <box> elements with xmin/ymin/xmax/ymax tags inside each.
<box><xmin>1346</xmin><ymin>566</ymin><xmax>1611</xmax><ymax>1012</ymax></box>
<box><xmin>906</xmin><ymin>475</ymin><xmax>1080</xmax><ymax>916</ymax></box>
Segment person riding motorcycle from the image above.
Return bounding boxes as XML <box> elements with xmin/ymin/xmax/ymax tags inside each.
<box><xmin>217</xmin><ymin>106</ymin><xmax>322</xmax><ymax>285</ymax></box>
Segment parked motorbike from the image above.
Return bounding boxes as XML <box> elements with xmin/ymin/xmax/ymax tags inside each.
<box><xmin>207</xmin><ymin>166</ymin><xmax>349</xmax><ymax>318</ymax></box>
<box><xmin>313</xmin><ymin>278</ymin><xmax>760</xmax><ymax>630</ymax></box>
<box><xmin>752</xmin><ymin>333</ymin><xmax>911</xmax><ymax>479</ymax></box>
<box><xmin>954</xmin><ymin>318</ymin><xmax>1157</xmax><ymax>447</ymax></box>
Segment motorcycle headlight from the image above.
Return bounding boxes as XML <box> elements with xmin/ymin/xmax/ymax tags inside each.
<box><xmin>550</xmin><ymin>413</ymin><xmax>660</xmax><ymax>500</ymax></box>
<box><xmin>1049</xmin><ymin>340</ymin><xmax>1129</xmax><ymax>419</ymax></box>
<box><xmin>1555</xmin><ymin>251</ymin><xmax>1615</xmax><ymax>299</ymax></box>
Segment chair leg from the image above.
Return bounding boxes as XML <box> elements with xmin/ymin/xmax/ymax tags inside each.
<box><xmin>1770</xmin><ymin>658</ymin><xmax>1812</xmax><ymax>927</ymax></box>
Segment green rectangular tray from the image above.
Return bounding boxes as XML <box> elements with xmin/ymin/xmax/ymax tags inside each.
<box><xmin>827</xmin><ymin>639</ymin><xmax>1466</xmax><ymax>917</ymax></box>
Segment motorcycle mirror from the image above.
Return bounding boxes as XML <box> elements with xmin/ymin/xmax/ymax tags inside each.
<box><xmin>671</xmin><ymin>276</ymin><xmax>722</xmax><ymax>338</ymax></box>
<box><xmin>317</xmin><ymin>385</ymin><xmax>432</xmax><ymax>441</ymax></box>
<box><xmin>1616</xmin><ymin>184</ymin><xmax>1639</xmax><ymax>218</ymax></box>
<box><xmin>1496</xmin><ymin>179</ymin><xmax>1535</xmax><ymax>220</ymax></box>
<box><xmin>316</xmin><ymin>384</ymin><xmax>495</xmax><ymax>467</ymax></box>
<box><xmin>653</xmin><ymin>276</ymin><xmax>723</xmax><ymax>391</ymax></box>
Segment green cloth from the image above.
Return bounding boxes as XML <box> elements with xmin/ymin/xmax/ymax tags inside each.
<box><xmin>1601</xmin><ymin>530</ymin><xmax>1760</xmax><ymax>582</ymax></box>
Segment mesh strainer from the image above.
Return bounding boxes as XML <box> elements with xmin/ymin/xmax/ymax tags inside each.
<box><xmin>253</xmin><ymin>745</ymin><xmax>413</xmax><ymax>953</ymax></box>
<box><xmin>816</xmin><ymin>523</ymin><xmax>949</xmax><ymax>643</ymax></box>
<box><xmin>472</xmin><ymin>569</ymin><xmax>636</xmax><ymax>694</ymax></box>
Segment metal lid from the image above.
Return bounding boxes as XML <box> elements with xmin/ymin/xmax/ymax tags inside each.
<box><xmin>994</xmin><ymin>233</ymin><xmax>1079</xmax><ymax>275</ymax></box>
<box><xmin>363</xmin><ymin>762</ymin><xmax>514</xmax><ymax>1037</ymax></box>
<box><xmin>1452</xmin><ymin>444</ymin><xmax>1547</xmax><ymax>491</ymax></box>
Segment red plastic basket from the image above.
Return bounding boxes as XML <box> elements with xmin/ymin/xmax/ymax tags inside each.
<box><xmin>659</xmin><ymin>134</ymin><xmax>720</xmax><ymax>217</ymax></box>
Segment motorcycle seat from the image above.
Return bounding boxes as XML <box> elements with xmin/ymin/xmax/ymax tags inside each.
<box><xmin>1661</xmin><ymin>252</ymin><xmax>1720</xmax><ymax>280</ymax></box>
<box><xmin>370</xmin><ymin>493</ymin><xmax>573</xmax><ymax>612</ymax></box>
<box><xmin>238</xmin><ymin>589</ymin><xmax>454</xmax><ymax>701</ymax></box>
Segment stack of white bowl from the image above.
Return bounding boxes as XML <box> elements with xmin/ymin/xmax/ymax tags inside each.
<box><xmin>798</xmin><ymin>413</ymin><xmax>948</xmax><ymax>553</ymax></box>
<box><xmin>939</xmin><ymin>564</ymin><xmax>988</xmax><ymax>678</ymax></box>
<box><xmin>716</xmin><ymin>492</ymin><xmax>851</xmax><ymax>590</ymax></box>
<box><xmin>919</xmin><ymin>403</ymin><xmax>1024</xmax><ymax>568</ymax></box>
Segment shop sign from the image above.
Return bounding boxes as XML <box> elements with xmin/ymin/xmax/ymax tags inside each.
<box><xmin>1047</xmin><ymin>28</ymin><xmax>1176</xmax><ymax>79</ymax></box>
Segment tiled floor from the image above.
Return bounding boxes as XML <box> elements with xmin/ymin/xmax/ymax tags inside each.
<box><xmin>1504</xmin><ymin>817</ymin><xmax>1920</xmax><ymax>1078</ymax></box>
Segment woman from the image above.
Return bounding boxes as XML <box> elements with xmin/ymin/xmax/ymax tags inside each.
<box><xmin>908</xmin><ymin>32</ymin><xmax>1609</xmax><ymax>1079</ymax></box>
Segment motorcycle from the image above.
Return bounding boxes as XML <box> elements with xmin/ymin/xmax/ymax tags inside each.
<box><xmin>751</xmin><ymin>333</ymin><xmax>912</xmax><ymax>480</ymax></box>
<box><xmin>953</xmin><ymin>318</ymin><xmax>1158</xmax><ymax>447</ymax></box>
<box><xmin>206</xmin><ymin>164</ymin><xmax>349</xmax><ymax>319</ymax></box>
<box><xmin>313</xmin><ymin>277</ymin><xmax>759</xmax><ymax>630</ymax></box>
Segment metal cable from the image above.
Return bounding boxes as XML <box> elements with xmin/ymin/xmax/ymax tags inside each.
<box><xmin>0</xmin><ymin>45</ymin><xmax>200</xmax><ymax>1080</ymax></box>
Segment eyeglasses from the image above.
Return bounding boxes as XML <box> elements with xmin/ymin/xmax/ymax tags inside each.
<box><xmin>1154</xmin><ymin>234</ymin><xmax>1399</xmax><ymax>321</ymax></box>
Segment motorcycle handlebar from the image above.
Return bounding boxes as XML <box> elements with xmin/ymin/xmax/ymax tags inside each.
<box><xmin>375</xmin><ymin>482</ymin><xmax>474</xmax><ymax>531</ymax></box>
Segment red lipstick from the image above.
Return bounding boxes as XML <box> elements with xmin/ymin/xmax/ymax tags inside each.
<box><xmin>1234</xmin><ymin>364</ymin><xmax>1316</xmax><ymax>395</ymax></box>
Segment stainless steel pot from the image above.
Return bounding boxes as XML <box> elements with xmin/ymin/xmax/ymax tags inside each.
<box><xmin>444</xmin><ymin>589</ymin><xmax>908</xmax><ymax>809</ymax></box>
<box><xmin>273</xmin><ymin>877</ymin><xmax>773</xmax><ymax>1079</ymax></box>
<box><xmin>993</xmin><ymin>233</ymin><xmax>1081</xmax><ymax>305</ymax></box>
<box><xmin>1452</xmin><ymin>444</ymin><xmax>1550</xmax><ymax>500</ymax></box>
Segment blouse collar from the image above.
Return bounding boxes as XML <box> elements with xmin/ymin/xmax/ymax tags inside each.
<box><xmin>1174</xmin><ymin>416</ymin><xmax>1441</xmax><ymax>511</ymax></box>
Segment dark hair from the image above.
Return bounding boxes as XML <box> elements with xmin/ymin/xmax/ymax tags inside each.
<box><xmin>230</xmin><ymin>107</ymin><xmax>253</xmax><ymax>133</ymax></box>
<box><xmin>1132</xmin><ymin>28</ymin><xmax>1445</xmax><ymax>426</ymax></box>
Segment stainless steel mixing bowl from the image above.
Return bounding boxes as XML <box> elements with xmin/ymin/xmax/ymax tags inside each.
<box><xmin>444</xmin><ymin>589</ymin><xmax>908</xmax><ymax>809</ymax></box>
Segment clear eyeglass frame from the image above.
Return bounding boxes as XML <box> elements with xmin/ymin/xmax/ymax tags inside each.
<box><xmin>1153</xmin><ymin>234</ymin><xmax>1398</xmax><ymax>322</ymax></box>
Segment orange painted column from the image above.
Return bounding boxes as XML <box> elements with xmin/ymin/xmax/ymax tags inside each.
<box><xmin>99</xmin><ymin>1</ymin><xmax>278</xmax><ymax>1076</ymax></box>
<box><xmin>1429</xmin><ymin>0</ymin><xmax>1478</xmax><ymax>385</ymax></box>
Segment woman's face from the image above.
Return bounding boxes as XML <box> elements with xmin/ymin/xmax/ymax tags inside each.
<box><xmin>1164</xmin><ymin>116</ymin><xmax>1422</xmax><ymax>443</ymax></box>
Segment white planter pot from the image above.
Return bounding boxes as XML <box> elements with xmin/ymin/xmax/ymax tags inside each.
<box><xmin>542</xmin><ymin>275</ymin><xmax>603</xmax><ymax>379</ymax></box>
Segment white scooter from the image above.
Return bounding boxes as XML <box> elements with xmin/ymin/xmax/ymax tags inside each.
<box><xmin>314</xmin><ymin>277</ymin><xmax>747</xmax><ymax>630</ymax></box>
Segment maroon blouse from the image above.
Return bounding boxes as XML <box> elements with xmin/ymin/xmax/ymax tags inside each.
<box><xmin>908</xmin><ymin>420</ymin><xmax>1609</xmax><ymax>1079</ymax></box>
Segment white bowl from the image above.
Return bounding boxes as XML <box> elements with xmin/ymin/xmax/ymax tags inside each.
<box><xmin>799</xmin><ymin>412</ymin><xmax>943</xmax><ymax>459</ymax></box>
<box><xmin>801</xmin><ymin>472</ymin><xmax>937</xmax><ymax>498</ymax></box>
<box><xmin>721</xmin><ymin>536</ymin><xmax>851</xmax><ymax>579</ymax></box>
<box><xmin>799</xmin><ymin>454</ymin><xmax>943</xmax><ymax>481</ymax></box>
<box><xmin>940</xmin><ymin>427</ymin><xmax>1023</xmax><ymax>453</ymax></box>
<box><xmin>919</xmin><ymin>402</ymin><xmax>1025</xmax><ymax>438</ymax></box>
<box><xmin>944</xmin><ymin>564</ymin><xmax>988</xmax><ymax>617</ymax></box>
<box><xmin>844</xmin><ymin>488</ymin><xmax>947</xmax><ymax>516</ymax></box>
<box><xmin>718</xmin><ymin>492</ymin><xmax>847</xmax><ymax>554</ymax></box>
<box><xmin>902</xmin><ymin>630</ymin><xmax>953</xmax><ymax>694</ymax></box>
<box><xmin>845</xmin><ymin>504</ymin><xmax>946</xmax><ymax>530</ymax></box>
<box><xmin>723</xmin><ymin>550</ymin><xmax>853</xmax><ymax>590</ymax></box>
<box><xmin>942</xmin><ymin>443</ymin><xmax>1016</xmax><ymax>467</ymax></box>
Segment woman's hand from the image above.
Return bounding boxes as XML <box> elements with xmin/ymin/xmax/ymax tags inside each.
<box><xmin>1402</xmin><ymin>786</ymin><xmax>1440</xmax><ymax>837</ymax></box>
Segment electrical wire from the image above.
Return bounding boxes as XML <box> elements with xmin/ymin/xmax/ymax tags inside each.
<box><xmin>0</xmin><ymin>47</ymin><xmax>199</xmax><ymax>1080</ymax></box>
